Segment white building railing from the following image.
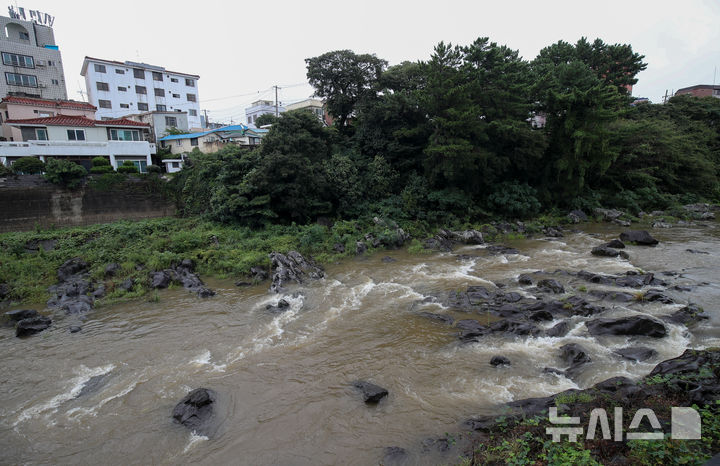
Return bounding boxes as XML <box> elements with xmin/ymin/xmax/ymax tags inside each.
<box><xmin>0</xmin><ymin>139</ymin><xmax>155</xmax><ymax>169</ymax></box>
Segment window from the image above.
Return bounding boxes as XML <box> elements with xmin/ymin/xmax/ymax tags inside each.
<box><xmin>96</xmin><ymin>82</ymin><xmax>109</xmax><ymax>91</ymax></box>
<box><xmin>152</xmin><ymin>71</ymin><xmax>163</xmax><ymax>81</ymax></box>
<box><xmin>2</xmin><ymin>52</ymin><xmax>34</xmax><ymax>68</ymax></box>
<box><xmin>99</xmin><ymin>99</ymin><xmax>112</xmax><ymax>109</ymax></box>
<box><xmin>165</xmin><ymin>116</ymin><xmax>177</xmax><ymax>126</ymax></box>
<box><xmin>156</xmin><ymin>104</ymin><xmax>166</xmax><ymax>111</ymax></box>
<box><xmin>36</xmin><ymin>128</ymin><xmax>48</xmax><ymax>140</ymax></box>
<box><xmin>190</xmin><ymin>138</ymin><xmax>198</xmax><ymax>146</ymax></box>
<box><xmin>135</xmin><ymin>85</ymin><xmax>146</xmax><ymax>94</ymax></box>
<box><xmin>186</xmin><ymin>94</ymin><xmax>196</xmax><ymax>102</ymax></box>
<box><xmin>115</xmin><ymin>69</ymin><xmax>125</xmax><ymax>74</ymax></box>
<box><xmin>109</xmin><ymin>129</ymin><xmax>140</xmax><ymax>141</ymax></box>
<box><xmin>47</xmin><ymin>60</ymin><xmax>54</xmax><ymax>66</ymax></box>
<box><xmin>5</xmin><ymin>72</ymin><xmax>37</xmax><ymax>87</ymax></box>
<box><xmin>118</xmin><ymin>160</ymin><xmax>147</xmax><ymax>173</ymax></box>
<box><xmin>133</xmin><ymin>68</ymin><xmax>145</xmax><ymax>79</ymax></box>
<box><xmin>51</xmin><ymin>79</ymin><xmax>59</xmax><ymax>85</ymax></box>
<box><xmin>170</xmin><ymin>78</ymin><xmax>178</xmax><ymax>83</ymax></box>
<box><xmin>67</xmin><ymin>129</ymin><xmax>85</xmax><ymax>141</ymax></box>
<box><xmin>137</xmin><ymin>102</ymin><xmax>148</xmax><ymax>111</ymax></box>
<box><xmin>94</xmin><ymin>63</ymin><xmax>106</xmax><ymax>73</ymax></box>
<box><xmin>189</xmin><ymin>109</ymin><xmax>197</xmax><ymax>116</ymax></box>
<box><xmin>120</xmin><ymin>103</ymin><xmax>129</xmax><ymax>109</ymax></box>
<box><xmin>171</xmin><ymin>162</ymin><xmax>179</xmax><ymax>168</ymax></box>
<box><xmin>185</xmin><ymin>78</ymin><xmax>195</xmax><ymax>87</ymax></box>
<box><xmin>154</xmin><ymin>88</ymin><xmax>165</xmax><ymax>97</ymax></box>
<box><xmin>172</xmin><ymin>93</ymin><xmax>180</xmax><ymax>98</ymax></box>
<box><xmin>118</xmin><ymin>86</ymin><xmax>127</xmax><ymax>92</ymax></box>
<box><xmin>19</xmin><ymin>31</ymin><xmax>29</xmax><ymax>40</ymax></box>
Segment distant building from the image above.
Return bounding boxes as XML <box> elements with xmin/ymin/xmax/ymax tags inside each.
<box><xmin>675</xmin><ymin>85</ymin><xmax>720</xmax><ymax>99</ymax></box>
<box><xmin>285</xmin><ymin>98</ymin><xmax>331</xmax><ymax>125</ymax></box>
<box><xmin>0</xmin><ymin>95</ymin><xmax>96</xmax><ymax>141</ymax></box>
<box><xmin>245</xmin><ymin>99</ymin><xmax>284</xmax><ymax>125</ymax></box>
<box><xmin>124</xmin><ymin>110</ymin><xmax>190</xmax><ymax>142</ymax></box>
<box><xmin>80</xmin><ymin>57</ymin><xmax>201</xmax><ymax>128</ymax></box>
<box><xmin>158</xmin><ymin>124</ymin><xmax>268</xmax><ymax>156</ymax></box>
<box><xmin>0</xmin><ymin>114</ymin><xmax>155</xmax><ymax>172</ymax></box>
<box><xmin>0</xmin><ymin>13</ymin><xmax>68</xmax><ymax>100</ymax></box>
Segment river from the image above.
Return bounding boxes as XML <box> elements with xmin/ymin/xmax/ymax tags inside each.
<box><xmin>1</xmin><ymin>223</ymin><xmax>719</xmax><ymax>465</ymax></box>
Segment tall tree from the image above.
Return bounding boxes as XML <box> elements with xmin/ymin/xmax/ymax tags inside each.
<box><xmin>306</xmin><ymin>50</ymin><xmax>387</xmax><ymax>131</ymax></box>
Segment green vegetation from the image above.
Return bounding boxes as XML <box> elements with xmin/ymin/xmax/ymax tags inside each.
<box><xmin>117</xmin><ymin>161</ymin><xmax>139</xmax><ymax>174</ymax></box>
<box><xmin>43</xmin><ymin>158</ymin><xmax>87</xmax><ymax>188</ymax></box>
<box><xmin>89</xmin><ymin>156</ymin><xmax>114</xmax><ymax>174</ymax></box>
<box><xmin>11</xmin><ymin>157</ymin><xmax>45</xmax><ymax>175</ymax></box>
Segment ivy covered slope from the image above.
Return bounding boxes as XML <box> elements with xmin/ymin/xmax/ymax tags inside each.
<box><xmin>456</xmin><ymin>349</ymin><xmax>720</xmax><ymax>465</ymax></box>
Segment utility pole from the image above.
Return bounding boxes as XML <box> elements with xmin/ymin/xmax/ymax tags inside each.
<box><xmin>273</xmin><ymin>85</ymin><xmax>280</xmax><ymax>117</ymax></box>
<box><xmin>662</xmin><ymin>89</ymin><xmax>670</xmax><ymax>104</ymax></box>
<box><xmin>202</xmin><ymin>109</ymin><xmax>209</xmax><ymax>128</ymax></box>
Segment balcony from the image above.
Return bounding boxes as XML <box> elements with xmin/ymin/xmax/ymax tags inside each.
<box><xmin>0</xmin><ymin>140</ymin><xmax>155</xmax><ymax>156</ymax></box>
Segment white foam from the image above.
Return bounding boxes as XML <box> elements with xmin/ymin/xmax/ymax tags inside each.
<box><xmin>14</xmin><ymin>364</ymin><xmax>115</xmax><ymax>425</ymax></box>
<box><xmin>182</xmin><ymin>431</ymin><xmax>209</xmax><ymax>454</ymax></box>
<box><xmin>190</xmin><ymin>350</ymin><xmax>227</xmax><ymax>373</ymax></box>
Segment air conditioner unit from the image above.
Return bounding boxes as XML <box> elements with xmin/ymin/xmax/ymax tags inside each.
<box><xmin>36</xmin><ymin>60</ymin><xmax>46</xmax><ymax>66</ymax></box>
<box><xmin>38</xmin><ymin>84</ymin><xmax>46</xmax><ymax>88</ymax></box>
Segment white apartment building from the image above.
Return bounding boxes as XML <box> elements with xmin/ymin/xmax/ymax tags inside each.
<box><xmin>0</xmin><ymin>14</ymin><xmax>68</xmax><ymax>100</ymax></box>
<box><xmin>80</xmin><ymin>57</ymin><xmax>201</xmax><ymax>128</ymax></box>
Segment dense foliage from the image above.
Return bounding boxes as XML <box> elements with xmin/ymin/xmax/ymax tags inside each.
<box><xmin>44</xmin><ymin>158</ymin><xmax>87</xmax><ymax>189</ymax></box>
<box><xmin>11</xmin><ymin>157</ymin><xmax>45</xmax><ymax>175</ymax></box>
<box><xmin>174</xmin><ymin>37</ymin><xmax>720</xmax><ymax>225</ymax></box>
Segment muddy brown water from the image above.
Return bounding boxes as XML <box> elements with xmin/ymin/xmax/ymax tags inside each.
<box><xmin>1</xmin><ymin>223</ymin><xmax>719</xmax><ymax>465</ymax></box>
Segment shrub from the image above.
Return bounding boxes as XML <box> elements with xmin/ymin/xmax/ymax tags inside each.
<box><xmin>487</xmin><ymin>182</ymin><xmax>542</xmax><ymax>219</ymax></box>
<box><xmin>0</xmin><ymin>163</ymin><xmax>13</xmax><ymax>176</ymax></box>
<box><xmin>90</xmin><ymin>165</ymin><xmax>114</xmax><ymax>174</ymax></box>
<box><xmin>117</xmin><ymin>161</ymin><xmax>139</xmax><ymax>174</ymax></box>
<box><xmin>11</xmin><ymin>157</ymin><xmax>45</xmax><ymax>174</ymax></box>
<box><xmin>92</xmin><ymin>157</ymin><xmax>111</xmax><ymax>167</ymax></box>
<box><xmin>147</xmin><ymin>164</ymin><xmax>162</xmax><ymax>174</ymax></box>
<box><xmin>43</xmin><ymin>159</ymin><xmax>87</xmax><ymax>188</ymax></box>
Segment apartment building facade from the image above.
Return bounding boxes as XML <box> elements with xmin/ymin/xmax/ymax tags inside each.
<box><xmin>245</xmin><ymin>99</ymin><xmax>285</xmax><ymax>126</ymax></box>
<box><xmin>81</xmin><ymin>57</ymin><xmax>201</xmax><ymax>128</ymax></box>
<box><xmin>0</xmin><ymin>14</ymin><xmax>67</xmax><ymax>100</ymax></box>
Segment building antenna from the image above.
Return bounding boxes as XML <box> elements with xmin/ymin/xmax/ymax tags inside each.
<box><xmin>77</xmin><ymin>81</ymin><xmax>86</xmax><ymax>102</ymax></box>
<box><xmin>273</xmin><ymin>85</ymin><xmax>281</xmax><ymax>116</ymax></box>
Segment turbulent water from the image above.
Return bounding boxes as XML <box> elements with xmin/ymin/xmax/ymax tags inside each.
<box><xmin>1</xmin><ymin>223</ymin><xmax>719</xmax><ymax>465</ymax></box>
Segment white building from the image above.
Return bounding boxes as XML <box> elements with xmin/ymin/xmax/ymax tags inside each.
<box><xmin>80</xmin><ymin>57</ymin><xmax>201</xmax><ymax>129</ymax></box>
<box><xmin>0</xmin><ymin>13</ymin><xmax>68</xmax><ymax>100</ymax></box>
<box><xmin>245</xmin><ymin>99</ymin><xmax>284</xmax><ymax>126</ymax></box>
<box><xmin>0</xmin><ymin>114</ymin><xmax>155</xmax><ymax>172</ymax></box>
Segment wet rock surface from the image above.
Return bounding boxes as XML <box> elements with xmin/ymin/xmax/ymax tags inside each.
<box><xmin>352</xmin><ymin>381</ymin><xmax>389</xmax><ymax>403</ymax></box>
<box><xmin>269</xmin><ymin>251</ymin><xmax>324</xmax><ymax>293</ymax></box>
<box><xmin>586</xmin><ymin>316</ymin><xmax>667</xmax><ymax>338</ymax></box>
<box><xmin>150</xmin><ymin>260</ymin><xmax>215</xmax><ymax>297</ymax></box>
<box><xmin>16</xmin><ymin>315</ymin><xmax>51</xmax><ymax>337</ymax></box>
<box><xmin>619</xmin><ymin>230</ymin><xmax>659</xmax><ymax>246</ymax></box>
<box><xmin>172</xmin><ymin>388</ymin><xmax>217</xmax><ymax>435</ymax></box>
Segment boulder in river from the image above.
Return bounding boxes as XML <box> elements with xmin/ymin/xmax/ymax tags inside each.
<box><xmin>604</xmin><ymin>239</ymin><xmax>625</xmax><ymax>249</ymax></box>
<box><xmin>5</xmin><ymin>309</ymin><xmax>38</xmax><ymax>322</ymax></box>
<box><xmin>269</xmin><ymin>251</ymin><xmax>324</xmax><ymax>293</ymax></box>
<box><xmin>537</xmin><ymin>279</ymin><xmax>565</xmax><ymax>294</ymax></box>
<box><xmin>560</xmin><ymin>343</ymin><xmax>591</xmax><ymax>378</ymax></box>
<box><xmin>619</xmin><ymin>230</ymin><xmax>659</xmax><ymax>246</ymax></box>
<box><xmin>57</xmin><ymin>257</ymin><xmax>88</xmax><ymax>282</ymax></box>
<box><xmin>664</xmin><ymin>304</ymin><xmax>709</xmax><ymax>326</ymax></box>
<box><xmin>382</xmin><ymin>446</ymin><xmax>409</xmax><ymax>465</ymax></box>
<box><xmin>594</xmin><ymin>208</ymin><xmax>625</xmax><ymax>222</ymax></box>
<box><xmin>591</xmin><ymin>246</ymin><xmax>629</xmax><ymax>259</ymax></box>
<box><xmin>352</xmin><ymin>381</ymin><xmax>388</xmax><ymax>403</ymax></box>
<box><xmin>567</xmin><ymin>210</ymin><xmax>588</xmax><ymax>223</ymax></box>
<box><xmin>586</xmin><ymin>316</ymin><xmax>667</xmax><ymax>338</ymax></box>
<box><xmin>172</xmin><ymin>388</ymin><xmax>217</xmax><ymax>434</ymax></box>
<box><xmin>104</xmin><ymin>263</ymin><xmax>121</xmax><ymax>277</ymax></box>
<box><xmin>615</xmin><ymin>346</ymin><xmax>658</xmax><ymax>362</ymax></box>
<box><xmin>16</xmin><ymin>315</ymin><xmax>51</xmax><ymax>337</ymax></box>
<box><xmin>490</xmin><ymin>355</ymin><xmax>511</xmax><ymax>367</ymax></box>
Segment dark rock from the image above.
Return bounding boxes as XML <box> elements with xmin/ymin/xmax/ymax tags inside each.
<box><xmin>5</xmin><ymin>309</ymin><xmax>38</xmax><ymax>321</ymax></box>
<box><xmin>613</xmin><ymin>219</ymin><xmax>632</xmax><ymax>227</ymax></box>
<box><xmin>594</xmin><ymin>208</ymin><xmax>624</xmax><ymax>221</ymax></box>
<box><xmin>642</xmin><ymin>289</ymin><xmax>674</xmax><ymax>304</ymax></box>
<box><xmin>517</xmin><ymin>274</ymin><xmax>533</xmax><ymax>285</ymax></box>
<box><xmin>447</xmin><ymin>229</ymin><xmax>484</xmax><ymax>244</ymax></box>
<box><xmin>16</xmin><ymin>316</ymin><xmax>51</xmax><ymax>337</ymax></box>
<box><xmin>586</xmin><ymin>316</ymin><xmax>667</xmax><ymax>338</ymax></box>
<box><xmin>615</xmin><ymin>347</ymin><xmax>658</xmax><ymax>362</ymax></box>
<box><xmin>179</xmin><ymin>259</ymin><xmax>195</xmax><ymax>271</ymax></box>
<box><xmin>57</xmin><ymin>258</ymin><xmax>88</xmax><ymax>282</ymax></box>
<box><xmin>172</xmin><ymin>388</ymin><xmax>217</xmax><ymax>434</ymax></box>
<box><xmin>352</xmin><ymin>381</ymin><xmax>388</xmax><ymax>403</ymax></box>
<box><xmin>577</xmin><ymin>270</ymin><xmax>614</xmax><ymax>285</ymax></box>
<box><xmin>104</xmin><ymin>263</ymin><xmax>121</xmax><ymax>277</ymax></box>
<box><xmin>266</xmin><ymin>299</ymin><xmax>290</xmax><ymax>313</ymax></box>
<box><xmin>269</xmin><ymin>251</ymin><xmax>324</xmax><ymax>293</ymax></box>
<box><xmin>69</xmin><ymin>326</ymin><xmax>82</xmax><ymax>333</ymax></box>
<box><xmin>529</xmin><ymin>310</ymin><xmax>553</xmax><ymax>321</ymax></box>
<box><xmin>588</xmin><ymin>290</ymin><xmax>635</xmax><ymax>302</ymax></box>
<box><xmin>196</xmin><ymin>287</ymin><xmax>215</xmax><ymax>298</ymax></box>
<box><xmin>543</xmin><ymin>367</ymin><xmax>565</xmax><ymax>376</ymax></box>
<box><xmin>545</xmin><ymin>321</ymin><xmax>570</xmax><ymax>337</ymax></box>
<box><xmin>537</xmin><ymin>279</ymin><xmax>565</xmax><ymax>294</ymax></box>
<box><xmin>615</xmin><ymin>273</ymin><xmax>654</xmax><ymax>288</ymax></box>
<box><xmin>422</xmin><ymin>235</ymin><xmax>453</xmax><ymax>252</ymax></box>
<box><xmin>619</xmin><ymin>230</ymin><xmax>659</xmax><ymax>246</ymax></box>
<box><xmin>591</xmin><ymin>246</ymin><xmax>629</xmax><ymax>259</ymax></box>
<box><xmin>664</xmin><ymin>304</ymin><xmax>709</xmax><ymax>326</ymax></box>
<box><xmin>421</xmin><ymin>437</ymin><xmax>451</xmax><ymax>453</ymax></box>
<box><xmin>234</xmin><ymin>281</ymin><xmax>252</xmax><ymax>287</ymax></box>
<box><xmin>92</xmin><ymin>285</ymin><xmax>106</xmax><ymax>299</ymax></box>
<box><xmin>465</xmin><ymin>415</ymin><xmax>504</xmax><ymax>431</ymax></box>
<box><xmin>118</xmin><ymin>278</ymin><xmax>134</xmax><ymax>292</ymax></box>
<box><xmin>490</xmin><ymin>355</ymin><xmax>511</xmax><ymax>366</ymax></box>
<box><xmin>544</xmin><ymin>226</ymin><xmax>564</xmax><ymax>238</ymax></box>
<box><xmin>333</xmin><ymin>242</ymin><xmax>345</xmax><ymax>253</ymax></box>
<box><xmin>456</xmin><ymin>319</ymin><xmax>487</xmax><ymax>341</ymax></box>
<box><xmin>560</xmin><ymin>343</ymin><xmax>591</xmax><ymax>367</ymax></box>
<box><xmin>381</xmin><ymin>256</ymin><xmax>397</xmax><ymax>263</ymax></box>
<box><xmin>0</xmin><ymin>283</ymin><xmax>9</xmax><ymax>299</ymax></box>
<box><xmin>605</xmin><ymin>239</ymin><xmax>625</xmax><ymax>249</ymax></box>
<box><xmin>250</xmin><ymin>266</ymin><xmax>268</xmax><ymax>281</ymax></box>
<box><xmin>652</xmin><ymin>221</ymin><xmax>672</xmax><ymax>229</ymax></box>
<box><xmin>498</xmin><ymin>291</ymin><xmax>523</xmax><ymax>303</ymax></box>
<box><xmin>382</xmin><ymin>446</ymin><xmax>408</xmax><ymax>465</ymax></box>
<box><xmin>417</xmin><ymin>312</ymin><xmax>454</xmax><ymax>325</ymax></box>
<box><xmin>150</xmin><ymin>271</ymin><xmax>172</xmax><ymax>289</ymax></box>
<box><xmin>355</xmin><ymin>241</ymin><xmax>368</xmax><ymax>255</ymax></box>
<box><xmin>567</xmin><ymin>210</ymin><xmax>588</xmax><ymax>223</ymax></box>
<box><xmin>686</xmin><ymin>249</ymin><xmax>709</xmax><ymax>255</ymax></box>
<box><xmin>489</xmin><ymin>319</ymin><xmax>540</xmax><ymax>336</ymax></box>
<box><xmin>76</xmin><ymin>374</ymin><xmax>109</xmax><ymax>398</ymax></box>
<box><xmin>486</xmin><ymin>245</ymin><xmax>520</xmax><ymax>255</ymax></box>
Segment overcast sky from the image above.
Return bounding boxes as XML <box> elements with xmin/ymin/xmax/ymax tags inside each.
<box><xmin>9</xmin><ymin>0</ymin><xmax>720</xmax><ymax>124</ymax></box>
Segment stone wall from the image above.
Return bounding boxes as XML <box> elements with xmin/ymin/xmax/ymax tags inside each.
<box><xmin>0</xmin><ymin>175</ymin><xmax>175</xmax><ymax>232</ymax></box>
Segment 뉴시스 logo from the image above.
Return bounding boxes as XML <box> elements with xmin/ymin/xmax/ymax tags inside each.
<box><xmin>546</xmin><ymin>406</ymin><xmax>702</xmax><ymax>442</ymax></box>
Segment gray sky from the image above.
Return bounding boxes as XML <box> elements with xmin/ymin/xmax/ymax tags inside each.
<box><xmin>9</xmin><ymin>0</ymin><xmax>720</xmax><ymax>124</ymax></box>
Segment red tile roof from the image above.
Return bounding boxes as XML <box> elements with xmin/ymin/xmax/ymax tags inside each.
<box><xmin>0</xmin><ymin>96</ymin><xmax>97</xmax><ymax>111</ymax></box>
<box><xmin>5</xmin><ymin>114</ymin><xmax>150</xmax><ymax>128</ymax></box>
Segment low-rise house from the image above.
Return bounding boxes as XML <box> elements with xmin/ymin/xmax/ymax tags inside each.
<box><xmin>675</xmin><ymin>85</ymin><xmax>720</xmax><ymax>99</ymax></box>
<box><xmin>245</xmin><ymin>100</ymin><xmax>285</xmax><ymax>125</ymax></box>
<box><xmin>124</xmin><ymin>110</ymin><xmax>190</xmax><ymax>142</ymax></box>
<box><xmin>0</xmin><ymin>95</ymin><xmax>97</xmax><ymax>141</ymax></box>
<box><xmin>0</xmin><ymin>114</ymin><xmax>155</xmax><ymax>172</ymax></box>
<box><xmin>158</xmin><ymin>124</ymin><xmax>268</xmax><ymax>156</ymax></box>
<box><xmin>285</xmin><ymin>98</ymin><xmax>331</xmax><ymax>126</ymax></box>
